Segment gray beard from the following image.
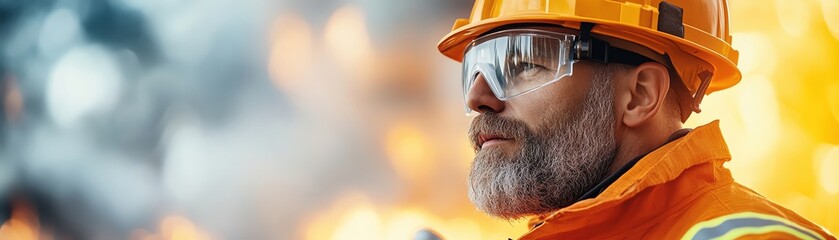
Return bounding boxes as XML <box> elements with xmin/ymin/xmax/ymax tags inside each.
<box><xmin>467</xmin><ymin>70</ymin><xmax>618</xmax><ymax>220</ymax></box>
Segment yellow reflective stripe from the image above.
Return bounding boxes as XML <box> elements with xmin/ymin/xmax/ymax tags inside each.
<box><xmin>714</xmin><ymin>225</ymin><xmax>818</xmax><ymax>240</ymax></box>
<box><xmin>681</xmin><ymin>212</ymin><xmax>825</xmax><ymax>240</ymax></box>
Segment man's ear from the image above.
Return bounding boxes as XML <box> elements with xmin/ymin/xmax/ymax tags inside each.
<box><xmin>615</xmin><ymin>62</ymin><xmax>671</xmax><ymax>127</ymax></box>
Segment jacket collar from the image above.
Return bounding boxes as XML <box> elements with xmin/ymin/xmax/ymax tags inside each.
<box><xmin>574</xmin><ymin>128</ymin><xmax>693</xmax><ymax>202</ymax></box>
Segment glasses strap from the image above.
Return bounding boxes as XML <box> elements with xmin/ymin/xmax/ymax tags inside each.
<box><xmin>574</xmin><ymin>22</ymin><xmax>655</xmax><ymax>66</ymax></box>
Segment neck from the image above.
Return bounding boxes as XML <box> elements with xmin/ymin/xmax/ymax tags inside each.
<box><xmin>607</xmin><ymin>121</ymin><xmax>682</xmax><ymax>176</ymax></box>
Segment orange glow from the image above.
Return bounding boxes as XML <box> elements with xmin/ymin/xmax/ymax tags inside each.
<box><xmin>268</xmin><ymin>14</ymin><xmax>314</xmax><ymax>92</ymax></box>
<box><xmin>323</xmin><ymin>5</ymin><xmax>373</xmax><ymax>78</ymax></box>
<box><xmin>815</xmin><ymin>144</ymin><xmax>839</xmax><ymax>194</ymax></box>
<box><xmin>823</xmin><ymin>0</ymin><xmax>839</xmax><ymax>39</ymax></box>
<box><xmin>458</xmin><ymin>138</ymin><xmax>476</xmax><ymax>172</ymax></box>
<box><xmin>160</xmin><ymin>216</ymin><xmax>210</xmax><ymax>240</ymax></box>
<box><xmin>775</xmin><ymin>0</ymin><xmax>815</xmax><ymax>37</ymax></box>
<box><xmin>384</xmin><ymin>209</ymin><xmax>434</xmax><ymax>240</ymax></box>
<box><xmin>385</xmin><ymin>121</ymin><xmax>434</xmax><ymax>181</ymax></box>
<box><xmin>440</xmin><ymin>217</ymin><xmax>482</xmax><ymax>240</ymax></box>
<box><xmin>0</xmin><ymin>200</ymin><xmax>40</xmax><ymax>240</ymax></box>
<box><xmin>732</xmin><ymin>33</ymin><xmax>776</xmax><ymax>76</ymax></box>
<box><xmin>303</xmin><ymin>192</ymin><xmax>375</xmax><ymax>240</ymax></box>
<box><xmin>130</xmin><ymin>215</ymin><xmax>211</xmax><ymax>240</ymax></box>
<box><xmin>687</xmin><ymin>0</ymin><xmax>839</xmax><ymax>233</ymax></box>
<box><xmin>330</xmin><ymin>207</ymin><xmax>384</xmax><ymax>240</ymax></box>
<box><xmin>302</xmin><ymin>193</ymin><xmax>524</xmax><ymax>240</ymax></box>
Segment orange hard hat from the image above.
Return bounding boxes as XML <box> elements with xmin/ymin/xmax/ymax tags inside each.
<box><xmin>438</xmin><ymin>0</ymin><xmax>741</xmax><ymax>117</ymax></box>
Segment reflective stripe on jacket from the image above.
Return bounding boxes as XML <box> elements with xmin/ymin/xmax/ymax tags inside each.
<box><xmin>519</xmin><ymin>121</ymin><xmax>836</xmax><ymax>240</ymax></box>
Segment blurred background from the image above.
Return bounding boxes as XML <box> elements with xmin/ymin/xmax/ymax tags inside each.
<box><xmin>0</xmin><ymin>0</ymin><xmax>836</xmax><ymax>239</ymax></box>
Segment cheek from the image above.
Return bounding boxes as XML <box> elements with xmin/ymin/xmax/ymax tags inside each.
<box><xmin>504</xmin><ymin>73</ymin><xmax>593</xmax><ymax>128</ymax></box>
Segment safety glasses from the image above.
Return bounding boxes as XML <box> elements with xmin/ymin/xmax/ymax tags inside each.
<box><xmin>461</xmin><ymin>29</ymin><xmax>577</xmax><ymax>113</ymax></box>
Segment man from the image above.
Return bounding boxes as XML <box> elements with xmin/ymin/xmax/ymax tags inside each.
<box><xmin>436</xmin><ymin>0</ymin><xmax>837</xmax><ymax>239</ymax></box>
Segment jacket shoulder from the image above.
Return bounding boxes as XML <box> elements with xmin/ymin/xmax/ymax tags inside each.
<box><xmin>676</xmin><ymin>182</ymin><xmax>836</xmax><ymax>240</ymax></box>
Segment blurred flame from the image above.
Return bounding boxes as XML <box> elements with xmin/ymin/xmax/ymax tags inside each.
<box><xmin>775</xmin><ymin>0</ymin><xmax>815</xmax><ymax>37</ymax></box>
<box><xmin>823</xmin><ymin>0</ymin><xmax>839</xmax><ymax>39</ymax></box>
<box><xmin>385</xmin><ymin>209</ymin><xmax>432</xmax><ymax>240</ymax></box>
<box><xmin>130</xmin><ymin>215</ymin><xmax>211</xmax><ymax>240</ymax></box>
<box><xmin>160</xmin><ymin>216</ymin><xmax>210</xmax><ymax>240</ymax></box>
<box><xmin>815</xmin><ymin>144</ymin><xmax>839</xmax><ymax>194</ymax></box>
<box><xmin>385</xmin><ymin>122</ymin><xmax>434</xmax><ymax>181</ymax></box>
<box><xmin>736</xmin><ymin>76</ymin><xmax>781</xmax><ymax>159</ymax></box>
<box><xmin>441</xmin><ymin>218</ymin><xmax>482</xmax><ymax>240</ymax></box>
<box><xmin>0</xmin><ymin>200</ymin><xmax>40</xmax><ymax>240</ymax></box>
<box><xmin>331</xmin><ymin>207</ymin><xmax>384</xmax><ymax>240</ymax></box>
<box><xmin>317</xmin><ymin>206</ymin><xmax>518</xmax><ymax>239</ymax></box>
<box><xmin>302</xmin><ymin>193</ymin><xmax>510</xmax><ymax>240</ymax></box>
<box><xmin>324</xmin><ymin>5</ymin><xmax>373</xmax><ymax>77</ymax></box>
<box><xmin>732</xmin><ymin>33</ymin><xmax>777</xmax><ymax>76</ymax></box>
<box><xmin>268</xmin><ymin>14</ymin><xmax>314</xmax><ymax>92</ymax></box>
<box><xmin>303</xmin><ymin>192</ymin><xmax>373</xmax><ymax>240</ymax></box>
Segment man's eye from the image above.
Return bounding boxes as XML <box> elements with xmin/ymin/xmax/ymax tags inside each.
<box><xmin>525</xmin><ymin>62</ymin><xmax>543</xmax><ymax>71</ymax></box>
<box><xmin>515</xmin><ymin>61</ymin><xmax>547</xmax><ymax>76</ymax></box>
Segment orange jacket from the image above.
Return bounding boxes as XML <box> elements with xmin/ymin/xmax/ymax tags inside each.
<box><xmin>519</xmin><ymin>121</ymin><xmax>836</xmax><ymax>240</ymax></box>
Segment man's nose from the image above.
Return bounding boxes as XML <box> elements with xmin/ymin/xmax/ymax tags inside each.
<box><xmin>465</xmin><ymin>73</ymin><xmax>505</xmax><ymax>113</ymax></box>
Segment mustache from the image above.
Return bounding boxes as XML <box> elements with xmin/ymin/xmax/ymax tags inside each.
<box><xmin>468</xmin><ymin>112</ymin><xmax>531</xmax><ymax>150</ymax></box>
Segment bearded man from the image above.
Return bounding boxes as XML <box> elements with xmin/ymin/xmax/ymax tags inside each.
<box><xmin>437</xmin><ymin>0</ymin><xmax>837</xmax><ymax>239</ymax></box>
